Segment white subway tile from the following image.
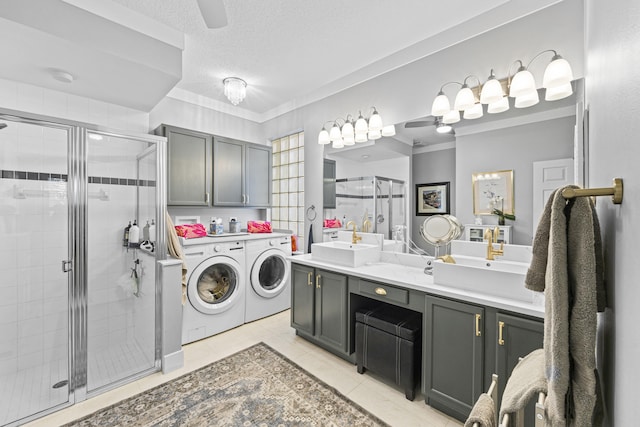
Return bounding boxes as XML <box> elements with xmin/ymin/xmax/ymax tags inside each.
<box><xmin>17</xmin><ymin>351</ymin><xmax>43</xmax><ymax>370</ymax></box>
<box><xmin>0</xmin><ymin>78</ymin><xmax>18</xmax><ymax>109</ymax></box>
<box><xmin>0</xmin><ymin>286</ymin><xmax>17</xmax><ymax>307</ymax></box>
<box><xmin>42</xmin><ymin>87</ymin><xmax>68</xmax><ymax>118</ymax></box>
<box><xmin>17</xmin><ymin>317</ymin><xmax>42</xmax><ymax>338</ymax></box>
<box><xmin>16</xmin><ymin>83</ymin><xmax>43</xmax><ymax>113</ymax></box>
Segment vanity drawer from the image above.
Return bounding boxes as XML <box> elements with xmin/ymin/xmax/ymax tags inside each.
<box><xmin>359</xmin><ymin>280</ymin><xmax>408</xmax><ymax>305</ymax></box>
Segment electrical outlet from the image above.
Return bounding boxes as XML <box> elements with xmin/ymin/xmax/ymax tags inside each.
<box><xmin>230</xmin><ymin>216</ymin><xmax>238</xmax><ymax>222</ymax></box>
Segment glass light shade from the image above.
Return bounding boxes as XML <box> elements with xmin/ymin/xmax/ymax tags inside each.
<box><xmin>463</xmin><ymin>103</ymin><xmax>484</xmax><ymax>119</ymax></box>
<box><xmin>318</xmin><ymin>129</ymin><xmax>330</xmax><ymax>145</ymax></box>
<box><xmin>509</xmin><ymin>69</ymin><xmax>536</xmax><ymax>98</ymax></box>
<box><xmin>223</xmin><ymin>77</ymin><xmax>247</xmax><ymax>106</ymax></box>
<box><xmin>480</xmin><ymin>78</ymin><xmax>504</xmax><ymax>104</ymax></box>
<box><xmin>355</xmin><ymin>116</ymin><xmax>368</xmax><ymax>134</ymax></box>
<box><xmin>329</xmin><ymin>124</ymin><xmax>342</xmax><ymax>141</ymax></box>
<box><xmin>341</xmin><ymin>121</ymin><xmax>354</xmax><ymax>140</ymax></box>
<box><xmin>355</xmin><ymin>132</ymin><xmax>368</xmax><ymax>143</ymax></box>
<box><xmin>487</xmin><ymin>97</ymin><xmax>510</xmax><ymax>114</ymax></box>
<box><xmin>545</xmin><ymin>82</ymin><xmax>573</xmax><ymax>101</ymax></box>
<box><xmin>343</xmin><ymin>137</ymin><xmax>355</xmax><ymax>146</ymax></box>
<box><xmin>368</xmin><ymin>130</ymin><xmax>382</xmax><ymax>140</ymax></box>
<box><xmin>543</xmin><ymin>56</ymin><xmax>574</xmax><ymax>88</ymax></box>
<box><xmin>368</xmin><ymin>111</ymin><xmax>383</xmax><ymax>132</ymax></box>
<box><xmin>332</xmin><ymin>139</ymin><xmax>344</xmax><ymax>149</ymax></box>
<box><xmin>442</xmin><ymin>109</ymin><xmax>460</xmax><ymax>124</ymax></box>
<box><xmin>453</xmin><ymin>86</ymin><xmax>475</xmax><ymax>111</ymax></box>
<box><xmin>436</xmin><ymin>123</ymin><xmax>452</xmax><ymax>134</ymax></box>
<box><xmin>515</xmin><ymin>90</ymin><xmax>540</xmax><ymax>108</ymax></box>
<box><xmin>431</xmin><ymin>92</ymin><xmax>451</xmax><ymax>116</ymax></box>
<box><xmin>381</xmin><ymin>124</ymin><xmax>396</xmax><ymax>137</ymax></box>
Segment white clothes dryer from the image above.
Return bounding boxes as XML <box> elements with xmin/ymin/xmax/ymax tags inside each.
<box><xmin>245</xmin><ymin>234</ymin><xmax>292</xmax><ymax>323</ymax></box>
<box><xmin>182</xmin><ymin>240</ymin><xmax>245</xmax><ymax>344</ymax></box>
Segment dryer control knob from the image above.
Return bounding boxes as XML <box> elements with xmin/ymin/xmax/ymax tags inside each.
<box><xmin>269</xmin><ymin>240</ymin><xmax>276</xmax><ymax>246</ymax></box>
<box><xmin>213</xmin><ymin>245</ymin><xmax>222</xmax><ymax>252</ymax></box>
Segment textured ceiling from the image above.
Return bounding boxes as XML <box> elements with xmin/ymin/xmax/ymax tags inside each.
<box><xmin>109</xmin><ymin>0</ymin><xmax>509</xmax><ymax>115</ymax></box>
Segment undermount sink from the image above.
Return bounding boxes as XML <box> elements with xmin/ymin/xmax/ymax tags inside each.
<box><xmin>432</xmin><ymin>255</ymin><xmax>536</xmax><ymax>303</ymax></box>
<box><xmin>311</xmin><ymin>241</ymin><xmax>381</xmax><ymax>267</ymax></box>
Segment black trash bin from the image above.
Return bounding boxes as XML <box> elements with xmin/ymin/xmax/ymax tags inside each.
<box><xmin>355</xmin><ymin>305</ymin><xmax>422</xmax><ymax>400</ymax></box>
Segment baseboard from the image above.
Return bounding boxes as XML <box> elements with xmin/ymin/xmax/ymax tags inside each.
<box><xmin>162</xmin><ymin>349</ymin><xmax>184</xmax><ymax>374</ymax></box>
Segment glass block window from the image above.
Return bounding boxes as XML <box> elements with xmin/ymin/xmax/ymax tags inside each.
<box><xmin>272</xmin><ymin>131</ymin><xmax>304</xmax><ymax>250</ymax></box>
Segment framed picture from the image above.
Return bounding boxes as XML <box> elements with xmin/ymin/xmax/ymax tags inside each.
<box><xmin>472</xmin><ymin>170</ymin><xmax>514</xmax><ymax>215</ymax></box>
<box><xmin>416</xmin><ymin>182</ymin><xmax>450</xmax><ymax>215</ymax></box>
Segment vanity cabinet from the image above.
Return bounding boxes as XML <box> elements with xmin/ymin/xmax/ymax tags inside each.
<box><xmin>323</xmin><ymin>158</ymin><xmax>336</xmax><ymax>209</ymax></box>
<box><xmin>155</xmin><ymin>125</ymin><xmax>212</xmax><ymax>206</ymax></box>
<box><xmin>291</xmin><ymin>264</ymin><xmax>349</xmax><ymax>356</ymax></box>
<box><xmin>424</xmin><ymin>296</ymin><xmax>485</xmax><ymax>420</ymax></box>
<box><xmin>213</xmin><ymin>136</ymin><xmax>271</xmax><ymax>207</ymax></box>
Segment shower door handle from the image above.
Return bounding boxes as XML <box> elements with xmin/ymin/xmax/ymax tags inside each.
<box><xmin>61</xmin><ymin>260</ymin><xmax>73</xmax><ymax>273</ymax></box>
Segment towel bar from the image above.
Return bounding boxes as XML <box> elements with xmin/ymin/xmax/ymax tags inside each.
<box><xmin>471</xmin><ymin>374</ymin><xmax>499</xmax><ymax>427</ymax></box>
<box><xmin>561</xmin><ymin>178</ymin><xmax>623</xmax><ymax>204</ymax></box>
<box><xmin>499</xmin><ymin>391</ymin><xmax>547</xmax><ymax>427</ymax></box>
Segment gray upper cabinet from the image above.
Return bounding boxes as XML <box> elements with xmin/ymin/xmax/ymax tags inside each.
<box><xmin>213</xmin><ymin>136</ymin><xmax>271</xmax><ymax>207</ymax></box>
<box><xmin>323</xmin><ymin>158</ymin><xmax>336</xmax><ymax>209</ymax></box>
<box><xmin>156</xmin><ymin>125</ymin><xmax>212</xmax><ymax>206</ymax></box>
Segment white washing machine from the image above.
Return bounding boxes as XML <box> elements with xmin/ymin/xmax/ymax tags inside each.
<box><xmin>245</xmin><ymin>234</ymin><xmax>292</xmax><ymax>323</ymax></box>
<box><xmin>182</xmin><ymin>240</ymin><xmax>245</xmax><ymax>344</ymax></box>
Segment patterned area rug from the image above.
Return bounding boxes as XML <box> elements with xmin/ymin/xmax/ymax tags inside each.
<box><xmin>63</xmin><ymin>342</ymin><xmax>389</xmax><ymax>426</ymax></box>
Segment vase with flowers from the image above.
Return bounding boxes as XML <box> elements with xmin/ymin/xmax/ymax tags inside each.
<box><xmin>491</xmin><ymin>196</ymin><xmax>515</xmax><ymax>225</ymax></box>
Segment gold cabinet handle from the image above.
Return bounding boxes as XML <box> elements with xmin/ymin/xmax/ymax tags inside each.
<box><xmin>307</xmin><ymin>271</ymin><xmax>312</xmax><ymax>286</ymax></box>
<box><xmin>205</xmin><ymin>192</ymin><xmax>210</xmax><ymax>203</ymax></box>
<box><xmin>316</xmin><ymin>274</ymin><xmax>321</xmax><ymax>288</ymax></box>
<box><xmin>498</xmin><ymin>321</ymin><xmax>505</xmax><ymax>346</ymax></box>
<box><xmin>475</xmin><ymin>314</ymin><xmax>482</xmax><ymax>337</ymax></box>
<box><xmin>374</xmin><ymin>287</ymin><xmax>387</xmax><ymax>296</ymax></box>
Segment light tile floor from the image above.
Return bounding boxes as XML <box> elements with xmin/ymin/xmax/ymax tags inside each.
<box><xmin>25</xmin><ymin>310</ymin><xmax>463</xmax><ymax>427</ymax></box>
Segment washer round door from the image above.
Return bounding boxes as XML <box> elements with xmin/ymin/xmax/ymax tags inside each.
<box><xmin>250</xmin><ymin>249</ymin><xmax>289</xmax><ymax>298</ymax></box>
<box><xmin>188</xmin><ymin>256</ymin><xmax>244</xmax><ymax>315</ymax></box>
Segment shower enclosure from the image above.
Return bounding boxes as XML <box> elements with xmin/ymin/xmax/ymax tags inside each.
<box><xmin>0</xmin><ymin>110</ymin><xmax>166</xmax><ymax>426</ymax></box>
<box><xmin>334</xmin><ymin>176</ymin><xmax>406</xmax><ymax>239</ymax></box>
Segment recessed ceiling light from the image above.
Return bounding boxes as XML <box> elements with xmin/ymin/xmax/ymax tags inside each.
<box><xmin>49</xmin><ymin>68</ymin><xmax>75</xmax><ymax>84</ymax></box>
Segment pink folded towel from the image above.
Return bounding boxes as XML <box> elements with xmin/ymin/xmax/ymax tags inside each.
<box><xmin>247</xmin><ymin>220</ymin><xmax>272</xmax><ymax>233</ymax></box>
<box><xmin>174</xmin><ymin>223</ymin><xmax>207</xmax><ymax>239</ymax></box>
<box><xmin>323</xmin><ymin>218</ymin><xmax>342</xmax><ymax>228</ymax></box>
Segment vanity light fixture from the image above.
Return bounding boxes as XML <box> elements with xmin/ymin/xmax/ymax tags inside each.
<box><xmin>436</xmin><ymin>121</ymin><xmax>452</xmax><ymax>134</ymax></box>
<box><xmin>429</xmin><ymin>49</ymin><xmax>573</xmax><ymax>126</ymax></box>
<box><xmin>223</xmin><ymin>77</ymin><xmax>247</xmax><ymax>106</ymax></box>
<box><xmin>317</xmin><ymin>107</ymin><xmax>395</xmax><ymax>148</ymax></box>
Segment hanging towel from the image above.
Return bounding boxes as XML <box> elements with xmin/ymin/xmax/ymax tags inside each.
<box><xmin>166</xmin><ymin>212</ymin><xmax>188</xmax><ymax>305</ymax></box>
<box><xmin>464</xmin><ymin>393</ymin><xmax>496</xmax><ymax>427</ymax></box>
<box><xmin>307</xmin><ymin>223</ymin><xmax>314</xmax><ymax>253</ymax></box>
<box><xmin>525</xmin><ymin>186</ymin><xmax>605</xmax><ymax>426</ymax></box>
<box><xmin>499</xmin><ymin>348</ymin><xmax>547</xmax><ymax>421</ymax></box>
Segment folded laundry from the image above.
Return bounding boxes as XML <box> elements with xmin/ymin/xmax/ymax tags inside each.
<box><xmin>323</xmin><ymin>218</ymin><xmax>342</xmax><ymax>228</ymax></box>
<box><xmin>174</xmin><ymin>223</ymin><xmax>207</xmax><ymax>239</ymax></box>
<box><xmin>247</xmin><ymin>220</ymin><xmax>272</xmax><ymax>233</ymax></box>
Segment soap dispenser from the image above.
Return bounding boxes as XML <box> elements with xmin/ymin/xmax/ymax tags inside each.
<box><xmin>129</xmin><ymin>220</ymin><xmax>140</xmax><ymax>247</ymax></box>
<box><xmin>148</xmin><ymin>219</ymin><xmax>156</xmax><ymax>243</ymax></box>
<box><xmin>143</xmin><ymin>220</ymin><xmax>150</xmax><ymax>241</ymax></box>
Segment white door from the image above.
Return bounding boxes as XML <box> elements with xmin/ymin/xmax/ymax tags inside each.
<box><xmin>532</xmin><ymin>158</ymin><xmax>574</xmax><ymax>236</ymax></box>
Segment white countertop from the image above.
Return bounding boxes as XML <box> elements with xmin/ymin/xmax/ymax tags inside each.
<box><xmin>179</xmin><ymin>231</ymin><xmax>291</xmax><ymax>246</ymax></box>
<box><xmin>290</xmin><ymin>252</ymin><xmax>544</xmax><ymax>319</ymax></box>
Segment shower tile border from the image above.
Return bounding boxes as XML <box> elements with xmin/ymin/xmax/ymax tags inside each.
<box><xmin>0</xmin><ymin>170</ymin><xmax>156</xmax><ymax>187</ymax></box>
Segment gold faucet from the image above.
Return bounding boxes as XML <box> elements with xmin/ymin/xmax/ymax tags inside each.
<box><xmin>346</xmin><ymin>220</ymin><xmax>362</xmax><ymax>244</ymax></box>
<box><xmin>484</xmin><ymin>227</ymin><xmax>504</xmax><ymax>260</ymax></box>
<box><xmin>362</xmin><ymin>219</ymin><xmax>372</xmax><ymax>233</ymax></box>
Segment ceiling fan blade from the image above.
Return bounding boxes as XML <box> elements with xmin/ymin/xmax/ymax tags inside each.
<box><xmin>404</xmin><ymin>120</ymin><xmax>436</xmax><ymax>128</ymax></box>
<box><xmin>197</xmin><ymin>0</ymin><xmax>228</xmax><ymax>29</ymax></box>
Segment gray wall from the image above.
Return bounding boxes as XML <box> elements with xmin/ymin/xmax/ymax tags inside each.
<box><xmin>411</xmin><ymin>148</ymin><xmax>456</xmax><ymax>253</ymax></box>
<box><xmin>587</xmin><ymin>0</ymin><xmax>640</xmax><ymax>424</ymax></box>
<box><xmin>455</xmin><ymin>116</ymin><xmax>575</xmax><ymax>245</ymax></box>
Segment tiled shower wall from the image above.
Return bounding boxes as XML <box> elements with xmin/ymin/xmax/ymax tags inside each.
<box><xmin>0</xmin><ymin>78</ymin><xmax>152</xmax><ymax>377</ymax></box>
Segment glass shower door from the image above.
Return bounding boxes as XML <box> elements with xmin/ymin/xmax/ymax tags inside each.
<box><xmin>85</xmin><ymin>131</ymin><xmax>158</xmax><ymax>394</ymax></box>
<box><xmin>0</xmin><ymin>118</ymin><xmax>72</xmax><ymax>425</ymax></box>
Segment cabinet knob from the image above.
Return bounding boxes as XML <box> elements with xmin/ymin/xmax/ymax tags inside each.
<box><xmin>374</xmin><ymin>287</ymin><xmax>387</xmax><ymax>296</ymax></box>
<box><xmin>475</xmin><ymin>313</ymin><xmax>482</xmax><ymax>337</ymax></box>
<box><xmin>498</xmin><ymin>321</ymin><xmax>505</xmax><ymax>345</ymax></box>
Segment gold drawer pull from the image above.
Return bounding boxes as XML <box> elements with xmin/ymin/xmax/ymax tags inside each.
<box><xmin>316</xmin><ymin>274</ymin><xmax>321</xmax><ymax>288</ymax></box>
<box><xmin>498</xmin><ymin>321</ymin><xmax>505</xmax><ymax>346</ymax></box>
<box><xmin>374</xmin><ymin>287</ymin><xmax>387</xmax><ymax>296</ymax></box>
<box><xmin>475</xmin><ymin>314</ymin><xmax>482</xmax><ymax>337</ymax></box>
<box><xmin>307</xmin><ymin>271</ymin><xmax>312</xmax><ymax>286</ymax></box>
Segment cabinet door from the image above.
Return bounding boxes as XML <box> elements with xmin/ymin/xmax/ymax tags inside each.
<box><xmin>495</xmin><ymin>313</ymin><xmax>543</xmax><ymax>427</ymax></box>
<box><xmin>213</xmin><ymin>137</ymin><xmax>244</xmax><ymax>206</ymax></box>
<box><xmin>165</xmin><ymin>127</ymin><xmax>212</xmax><ymax>206</ymax></box>
<box><xmin>425</xmin><ymin>296</ymin><xmax>484</xmax><ymax>421</ymax></box>
<box><xmin>291</xmin><ymin>263</ymin><xmax>314</xmax><ymax>336</ymax></box>
<box><xmin>323</xmin><ymin>159</ymin><xmax>336</xmax><ymax>209</ymax></box>
<box><xmin>245</xmin><ymin>143</ymin><xmax>272</xmax><ymax>207</ymax></box>
<box><xmin>314</xmin><ymin>269</ymin><xmax>348</xmax><ymax>353</ymax></box>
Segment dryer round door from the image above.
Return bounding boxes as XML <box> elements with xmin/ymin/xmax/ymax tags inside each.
<box><xmin>188</xmin><ymin>256</ymin><xmax>244</xmax><ymax>315</ymax></box>
<box><xmin>250</xmin><ymin>249</ymin><xmax>289</xmax><ymax>298</ymax></box>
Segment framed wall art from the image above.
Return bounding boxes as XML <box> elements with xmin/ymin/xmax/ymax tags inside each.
<box><xmin>416</xmin><ymin>182</ymin><xmax>450</xmax><ymax>215</ymax></box>
<box><xmin>472</xmin><ymin>170</ymin><xmax>514</xmax><ymax>215</ymax></box>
